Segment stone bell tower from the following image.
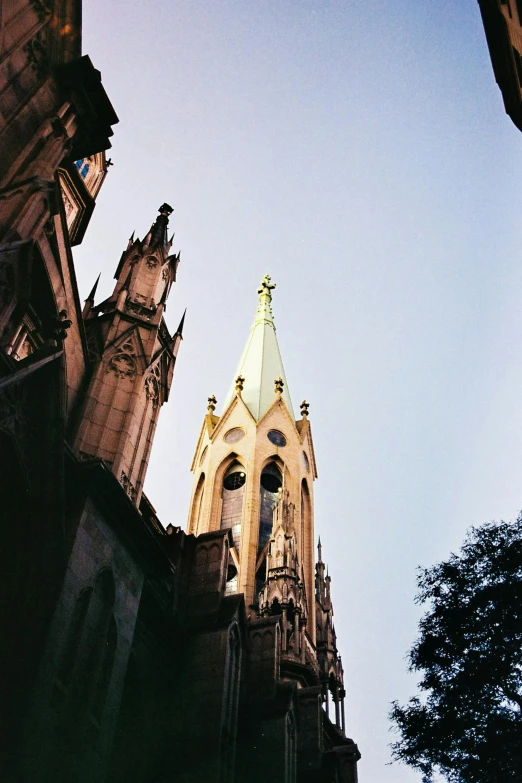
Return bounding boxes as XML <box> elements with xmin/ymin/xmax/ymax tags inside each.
<box><xmin>187</xmin><ymin>274</ymin><xmax>318</xmax><ymax>639</ymax></box>
<box><xmin>75</xmin><ymin>203</ymin><xmax>184</xmax><ymax>504</ymax></box>
<box><xmin>186</xmin><ymin>275</ymin><xmax>360</xmax><ymax>779</ymax></box>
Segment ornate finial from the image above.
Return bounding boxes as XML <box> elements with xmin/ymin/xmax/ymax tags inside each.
<box><xmin>235</xmin><ymin>375</ymin><xmax>245</xmax><ymax>393</ymax></box>
<box><xmin>254</xmin><ymin>274</ymin><xmax>277</xmax><ymax>326</ymax></box>
<box><xmin>207</xmin><ymin>394</ymin><xmax>217</xmax><ymax>412</ymax></box>
<box><xmin>275</xmin><ymin>377</ymin><xmax>284</xmax><ymax>395</ymax></box>
<box><xmin>300</xmin><ymin>400</ymin><xmax>310</xmax><ymax>418</ymax></box>
<box><xmin>158</xmin><ymin>203</ymin><xmax>173</xmax><ymax>217</ymax></box>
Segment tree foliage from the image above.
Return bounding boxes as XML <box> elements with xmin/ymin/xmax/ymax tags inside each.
<box><xmin>390</xmin><ymin>515</ymin><xmax>522</xmax><ymax>783</ymax></box>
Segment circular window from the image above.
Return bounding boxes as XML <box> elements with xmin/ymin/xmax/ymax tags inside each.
<box><xmin>302</xmin><ymin>451</ymin><xmax>309</xmax><ymax>472</ymax></box>
<box><xmin>260</xmin><ymin>472</ymin><xmax>282</xmax><ymax>493</ymax></box>
<box><xmin>223</xmin><ymin>471</ymin><xmax>246</xmax><ymax>491</ymax></box>
<box><xmin>267</xmin><ymin>430</ymin><xmax>287</xmax><ymax>447</ymax></box>
<box><xmin>224</xmin><ymin>427</ymin><xmax>245</xmax><ymax>444</ymax></box>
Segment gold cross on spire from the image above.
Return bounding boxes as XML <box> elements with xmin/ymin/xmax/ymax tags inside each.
<box><xmin>257</xmin><ymin>274</ymin><xmax>276</xmax><ymax>296</ymax></box>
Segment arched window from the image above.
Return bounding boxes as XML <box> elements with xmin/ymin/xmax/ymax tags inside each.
<box><xmin>258</xmin><ymin>463</ymin><xmax>282</xmax><ymax>552</ymax></box>
<box><xmin>220</xmin><ymin>462</ymin><xmax>246</xmax><ymax>552</ymax></box>
<box><xmin>75</xmin><ymin>158</ymin><xmax>90</xmax><ymax>178</ymax></box>
<box><xmin>189</xmin><ymin>472</ymin><xmax>205</xmax><ymax>535</ymax></box>
<box><xmin>56</xmin><ymin>569</ymin><xmax>117</xmax><ymax>731</ymax></box>
<box><xmin>220</xmin><ymin>625</ymin><xmax>241</xmax><ymax>783</ymax></box>
<box><xmin>301</xmin><ymin>478</ymin><xmax>311</xmax><ymax>564</ymax></box>
<box><xmin>256</xmin><ymin>463</ymin><xmax>283</xmax><ymax>601</ymax></box>
<box><xmin>57</xmin><ymin>587</ymin><xmax>92</xmax><ymax>694</ymax></box>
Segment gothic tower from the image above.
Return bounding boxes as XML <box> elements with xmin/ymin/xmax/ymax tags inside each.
<box><xmin>188</xmin><ymin>275</ymin><xmax>323</xmax><ymax>667</ymax></box>
<box><xmin>75</xmin><ymin>203</ymin><xmax>184</xmax><ymax>505</ymax></box>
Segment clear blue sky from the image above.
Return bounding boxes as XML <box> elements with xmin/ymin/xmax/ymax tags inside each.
<box><xmin>76</xmin><ymin>2</ymin><xmax>522</xmax><ymax>780</ymax></box>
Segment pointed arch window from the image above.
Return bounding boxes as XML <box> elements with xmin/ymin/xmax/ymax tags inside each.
<box><xmin>190</xmin><ymin>472</ymin><xmax>205</xmax><ymax>535</ymax></box>
<box><xmin>285</xmin><ymin>711</ymin><xmax>297</xmax><ymax>783</ymax></box>
<box><xmin>75</xmin><ymin>159</ymin><xmax>90</xmax><ymax>178</ymax></box>
<box><xmin>259</xmin><ymin>463</ymin><xmax>282</xmax><ymax>552</ymax></box>
<box><xmin>55</xmin><ymin>569</ymin><xmax>117</xmax><ymax>734</ymax></box>
<box><xmin>301</xmin><ymin>478</ymin><xmax>311</xmax><ymax>563</ymax></box>
<box><xmin>220</xmin><ymin>462</ymin><xmax>246</xmax><ymax>553</ymax></box>
<box><xmin>220</xmin><ymin>625</ymin><xmax>241</xmax><ymax>783</ymax></box>
<box><xmin>256</xmin><ymin>463</ymin><xmax>283</xmax><ymax>601</ymax></box>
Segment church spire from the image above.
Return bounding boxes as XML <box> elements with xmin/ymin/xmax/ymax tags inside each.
<box><xmin>224</xmin><ymin>275</ymin><xmax>294</xmax><ymax>421</ymax></box>
<box><xmin>75</xmin><ymin>202</ymin><xmax>183</xmax><ymax>506</ymax></box>
<box><xmin>143</xmin><ymin>202</ymin><xmax>174</xmax><ymax>252</ymax></box>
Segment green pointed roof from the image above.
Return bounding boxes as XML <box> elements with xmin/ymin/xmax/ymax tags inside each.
<box><xmin>224</xmin><ymin>275</ymin><xmax>295</xmax><ymax>421</ymax></box>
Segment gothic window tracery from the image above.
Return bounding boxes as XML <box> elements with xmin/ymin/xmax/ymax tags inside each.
<box><xmin>107</xmin><ymin>340</ymin><xmax>137</xmax><ymax>380</ymax></box>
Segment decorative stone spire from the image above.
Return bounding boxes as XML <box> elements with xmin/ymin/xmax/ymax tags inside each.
<box><xmin>75</xmin><ymin>203</ymin><xmax>184</xmax><ymax>506</ymax></box>
<box><xmin>145</xmin><ymin>202</ymin><xmax>173</xmax><ymax>251</ymax></box>
<box><xmin>175</xmin><ymin>309</ymin><xmax>186</xmax><ymax>337</ymax></box>
<box><xmin>223</xmin><ymin>275</ymin><xmax>294</xmax><ymax>420</ymax></box>
<box><xmin>82</xmin><ymin>273</ymin><xmax>101</xmax><ymax>318</ymax></box>
<box><xmin>315</xmin><ymin>539</ymin><xmax>345</xmax><ymax>731</ymax></box>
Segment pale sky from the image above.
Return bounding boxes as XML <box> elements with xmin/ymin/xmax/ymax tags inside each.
<box><xmin>75</xmin><ymin>2</ymin><xmax>522</xmax><ymax>781</ymax></box>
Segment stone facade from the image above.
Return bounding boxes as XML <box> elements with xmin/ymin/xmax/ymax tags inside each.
<box><xmin>0</xmin><ymin>2</ymin><xmax>360</xmax><ymax>782</ymax></box>
<box><xmin>478</xmin><ymin>0</ymin><xmax>522</xmax><ymax>130</ymax></box>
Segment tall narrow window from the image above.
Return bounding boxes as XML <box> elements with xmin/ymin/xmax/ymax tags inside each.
<box><xmin>220</xmin><ymin>625</ymin><xmax>241</xmax><ymax>783</ymax></box>
<box><xmin>301</xmin><ymin>479</ymin><xmax>311</xmax><ymax>565</ymax></box>
<box><xmin>256</xmin><ymin>463</ymin><xmax>283</xmax><ymax>601</ymax></box>
<box><xmin>56</xmin><ymin>587</ymin><xmax>92</xmax><ymax>695</ymax></box>
<box><xmin>258</xmin><ymin>463</ymin><xmax>282</xmax><ymax>552</ymax></box>
<box><xmin>57</xmin><ymin>569</ymin><xmax>117</xmax><ymax>735</ymax></box>
<box><xmin>221</xmin><ymin>462</ymin><xmax>246</xmax><ymax>553</ymax></box>
<box><xmin>190</xmin><ymin>472</ymin><xmax>205</xmax><ymax>535</ymax></box>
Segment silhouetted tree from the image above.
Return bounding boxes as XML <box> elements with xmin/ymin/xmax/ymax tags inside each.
<box><xmin>390</xmin><ymin>515</ymin><xmax>522</xmax><ymax>783</ymax></box>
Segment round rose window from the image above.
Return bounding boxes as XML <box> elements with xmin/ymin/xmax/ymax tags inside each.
<box><xmin>267</xmin><ymin>430</ymin><xmax>287</xmax><ymax>447</ymax></box>
<box><xmin>224</xmin><ymin>427</ymin><xmax>245</xmax><ymax>444</ymax></box>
